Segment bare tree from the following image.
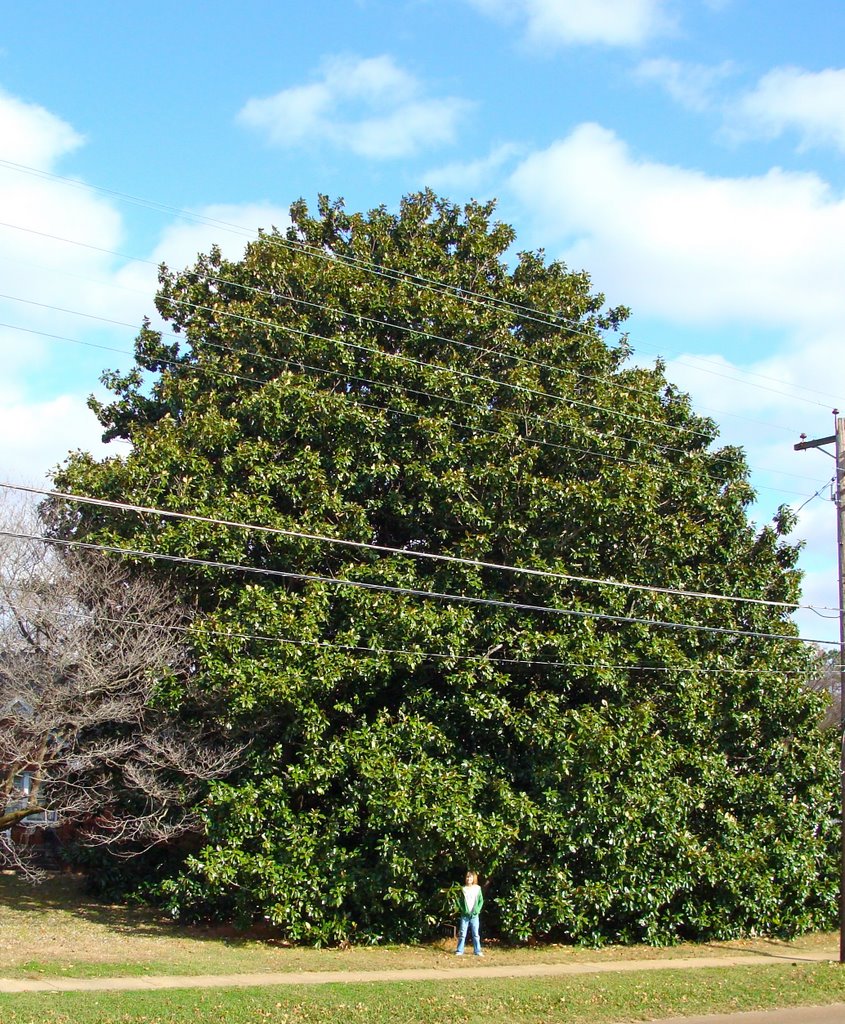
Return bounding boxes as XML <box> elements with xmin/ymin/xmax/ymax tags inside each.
<box><xmin>0</xmin><ymin>498</ymin><xmax>240</xmax><ymax>878</ymax></box>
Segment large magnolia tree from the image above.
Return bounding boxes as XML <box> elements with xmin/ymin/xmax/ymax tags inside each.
<box><xmin>52</xmin><ymin>192</ymin><xmax>837</xmax><ymax>943</ymax></box>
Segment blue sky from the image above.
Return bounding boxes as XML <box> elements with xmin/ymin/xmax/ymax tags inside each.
<box><xmin>1</xmin><ymin>0</ymin><xmax>844</xmax><ymax>642</ymax></box>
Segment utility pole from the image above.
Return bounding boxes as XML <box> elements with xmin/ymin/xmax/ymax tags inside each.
<box><xmin>795</xmin><ymin>411</ymin><xmax>845</xmax><ymax>964</ymax></box>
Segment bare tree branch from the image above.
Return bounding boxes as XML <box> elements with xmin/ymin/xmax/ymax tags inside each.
<box><xmin>0</xmin><ymin>496</ymin><xmax>242</xmax><ymax>878</ymax></box>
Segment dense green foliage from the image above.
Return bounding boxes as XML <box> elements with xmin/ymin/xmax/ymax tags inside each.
<box><xmin>54</xmin><ymin>192</ymin><xmax>837</xmax><ymax>944</ymax></box>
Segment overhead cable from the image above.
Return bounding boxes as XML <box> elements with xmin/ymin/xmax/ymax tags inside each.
<box><xmin>0</xmin><ymin>529</ymin><xmax>825</xmax><ymax>645</ymax></box>
<box><xmin>0</xmin><ymin>317</ymin><xmax>821</xmax><ymax>494</ymax></box>
<box><xmin>1</xmin><ymin>585</ymin><xmax>829</xmax><ymax>667</ymax></box>
<box><xmin>0</xmin><ymin>217</ymin><xmax>805</xmax><ymax>441</ymax></box>
<box><xmin>0</xmin><ymin>287</ymin><xmax>721</xmax><ymax>455</ymax></box>
<box><xmin>0</xmin><ymin>320</ymin><xmax>651</xmax><ymax>467</ymax></box>
<box><xmin>0</xmin><ymin>290</ymin><xmax>826</xmax><ymax>486</ymax></box>
<box><xmin>3</xmin><ymin>482</ymin><xmax>832</xmax><ymax>614</ymax></box>
<box><xmin>0</xmin><ymin>157</ymin><xmax>838</xmax><ymax>410</ymax></box>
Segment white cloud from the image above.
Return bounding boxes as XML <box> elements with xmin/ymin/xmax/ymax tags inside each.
<box><xmin>638</xmin><ymin>331</ymin><xmax>843</xmax><ymax>642</ymax></box>
<box><xmin>422</xmin><ymin>143</ymin><xmax>523</xmax><ymax>193</ymax></box>
<box><xmin>508</xmin><ymin>122</ymin><xmax>845</xmax><ymax>331</ymax></box>
<box><xmin>466</xmin><ymin>0</ymin><xmax>674</xmax><ymax>48</ymax></box>
<box><xmin>731</xmin><ymin>66</ymin><xmax>845</xmax><ymax>153</ymax></box>
<box><xmin>0</xmin><ymin>80</ymin><xmax>291</xmax><ymax>342</ymax></box>
<box><xmin>660</xmin><ymin>340</ymin><xmax>840</xmax><ymax>425</ymax></box>
<box><xmin>639</xmin><ymin>63</ymin><xmax>845</xmax><ymax>157</ymax></box>
<box><xmin>155</xmin><ymin>203</ymin><xmax>290</xmax><ymax>264</ymax></box>
<box><xmin>652</xmin><ymin>343</ymin><xmax>842</xmax><ymax>646</ymax></box>
<box><xmin>657</xmin><ymin>347</ymin><xmax>837</xmax><ymax>502</ymax></box>
<box><xmin>0</xmin><ymin>87</ymin><xmax>83</xmax><ymax>167</ymax></box>
<box><xmin>507</xmin><ymin>121</ymin><xmax>845</xmax><ymax>640</ymax></box>
<box><xmin>635</xmin><ymin>57</ymin><xmax>734</xmax><ymax>111</ymax></box>
<box><xmin>0</xmin><ymin>87</ymin><xmax>292</xmax><ymax>487</ymax></box>
<box><xmin>353</xmin><ymin>100</ymin><xmax>471</xmax><ymax>159</ymax></box>
<box><xmin>793</xmin><ymin>487</ymin><xmax>837</xmax><ymax>554</ymax></box>
<box><xmin>0</xmin><ymin>88</ymin><xmax>128</xmax><ymax>379</ymax></box>
<box><xmin>0</xmin><ymin>193</ymin><xmax>292</xmax><ymax>485</ymax></box>
<box><xmin>238</xmin><ymin>55</ymin><xmax>471</xmax><ymax>159</ymax></box>
<box><xmin>115</xmin><ymin>202</ymin><xmax>292</xmax><ymax>312</ymax></box>
<box><xmin>779</xmin><ymin>488</ymin><xmax>839</xmax><ymax>645</ymax></box>
<box><xmin>0</xmin><ymin>391</ymin><xmax>114</xmax><ymax>484</ymax></box>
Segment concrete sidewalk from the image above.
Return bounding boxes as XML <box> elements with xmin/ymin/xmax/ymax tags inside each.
<box><xmin>0</xmin><ymin>948</ymin><xmax>837</xmax><ymax>994</ymax></box>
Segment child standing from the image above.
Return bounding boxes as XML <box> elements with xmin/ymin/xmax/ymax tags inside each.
<box><xmin>455</xmin><ymin>870</ymin><xmax>484</xmax><ymax>956</ymax></box>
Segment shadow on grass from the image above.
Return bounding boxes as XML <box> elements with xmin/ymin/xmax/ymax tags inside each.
<box><xmin>3</xmin><ymin>871</ymin><xmax>837</xmax><ymax>969</ymax></box>
<box><xmin>704</xmin><ymin>936</ymin><xmax>838</xmax><ymax>963</ymax></box>
<box><xmin>0</xmin><ymin>871</ymin><xmax>272</xmax><ymax>948</ymax></box>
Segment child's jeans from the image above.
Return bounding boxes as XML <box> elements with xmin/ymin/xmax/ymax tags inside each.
<box><xmin>456</xmin><ymin>915</ymin><xmax>481</xmax><ymax>954</ymax></box>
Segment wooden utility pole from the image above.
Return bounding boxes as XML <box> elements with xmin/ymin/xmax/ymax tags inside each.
<box><xmin>795</xmin><ymin>412</ymin><xmax>845</xmax><ymax>964</ymax></box>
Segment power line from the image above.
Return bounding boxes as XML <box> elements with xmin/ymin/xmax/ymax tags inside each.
<box><xmin>0</xmin><ymin>216</ymin><xmax>805</xmax><ymax>440</ymax></box>
<box><xmin>0</xmin><ymin>291</ymin><xmax>719</xmax><ymax>469</ymax></box>
<box><xmin>0</xmin><ymin>220</ymin><xmax>830</xmax><ymax>482</ymax></box>
<box><xmin>632</xmin><ymin>343</ymin><xmax>840</xmax><ymax>410</ymax></box>
<box><xmin>0</xmin><ymin>284</ymin><xmax>723</xmax><ymax>460</ymax></box>
<box><xmin>154</xmin><ymin>286</ymin><xmax>825</xmax><ymax>453</ymax></box>
<box><xmin>0</xmin><ymin>221</ymin><xmax>808</xmax><ymax>447</ymax></box>
<box><xmin>0</xmin><ymin>320</ymin><xmax>653</xmax><ymax>468</ymax></box>
<box><xmin>0</xmin><ymin>222</ymin><xmax>818</xmax><ymax>464</ymax></box>
<box><xmin>0</xmin><ymin>158</ymin><xmax>838</xmax><ymax>412</ymax></box>
<box><xmin>0</xmin><ymin>317</ymin><xmax>822</xmax><ymax>495</ymax></box>
<box><xmin>0</xmin><ymin>314</ymin><xmax>726</xmax><ymax>485</ymax></box>
<box><xmin>0</xmin><ymin>529</ymin><xmax>825</xmax><ymax>645</ymax></box>
<box><xmin>0</xmin><ymin>321</ymin><xmax>135</xmax><ymax>359</ymax></box>
<box><xmin>156</xmin><ymin>284</ymin><xmax>833</xmax><ymax>480</ymax></box>
<box><xmin>0</xmin><ymin>157</ymin><xmax>636</xmax><ymax>338</ymax></box>
<box><xmin>3</xmin><ymin>481</ymin><xmax>833</xmax><ymax>614</ymax></box>
<box><xmin>0</xmin><ymin>290</ymin><xmax>826</xmax><ymax>487</ymax></box>
<box><xmin>0</xmin><ymin>219</ymin><xmax>687</xmax><ymax>416</ymax></box>
<box><xmin>2</xmin><ymin>584</ymin><xmax>828</xmax><ymax>668</ymax></box>
<box><xmin>793</xmin><ymin>478</ymin><xmax>835</xmax><ymax>515</ymax></box>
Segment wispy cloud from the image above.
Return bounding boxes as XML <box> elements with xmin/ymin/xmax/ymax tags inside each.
<box><xmin>465</xmin><ymin>0</ymin><xmax>675</xmax><ymax>49</ymax></box>
<box><xmin>237</xmin><ymin>55</ymin><xmax>472</xmax><ymax>159</ymax></box>
<box><xmin>423</xmin><ymin>143</ymin><xmax>523</xmax><ymax>193</ymax></box>
<box><xmin>635</xmin><ymin>57</ymin><xmax>735</xmax><ymax>112</ymax></box>
<box><xmin>730</xmin><ymin>66</ymin><xmax>845</xmax><ymax>153</ymax></box>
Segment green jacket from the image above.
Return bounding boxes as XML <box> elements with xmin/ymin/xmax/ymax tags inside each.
<box><xmin>458</xmin><ymin>885</ymin><xmax>483</xmax><ymax>918</ymax></box>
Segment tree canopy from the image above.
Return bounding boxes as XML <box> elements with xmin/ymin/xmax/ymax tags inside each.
<box><xmin>52</xmin><ymin>191</ymin><xmax>837</xmax><ymax>944</ymax></box>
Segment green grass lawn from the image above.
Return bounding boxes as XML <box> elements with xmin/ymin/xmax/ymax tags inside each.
<box><xmin>2</xmin><ymin>964</ymin><xmax>845</xmax><ymax>1023</ymax></box>
<box><xmin>0</xmin><ymin>874</ymin><xmax>837</xmax><ymax>981</ymax></box>
<box><xmin>2</xmin><ymin>872</ymin><xmax>844</xmax><ymax>1023</ymax></box>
